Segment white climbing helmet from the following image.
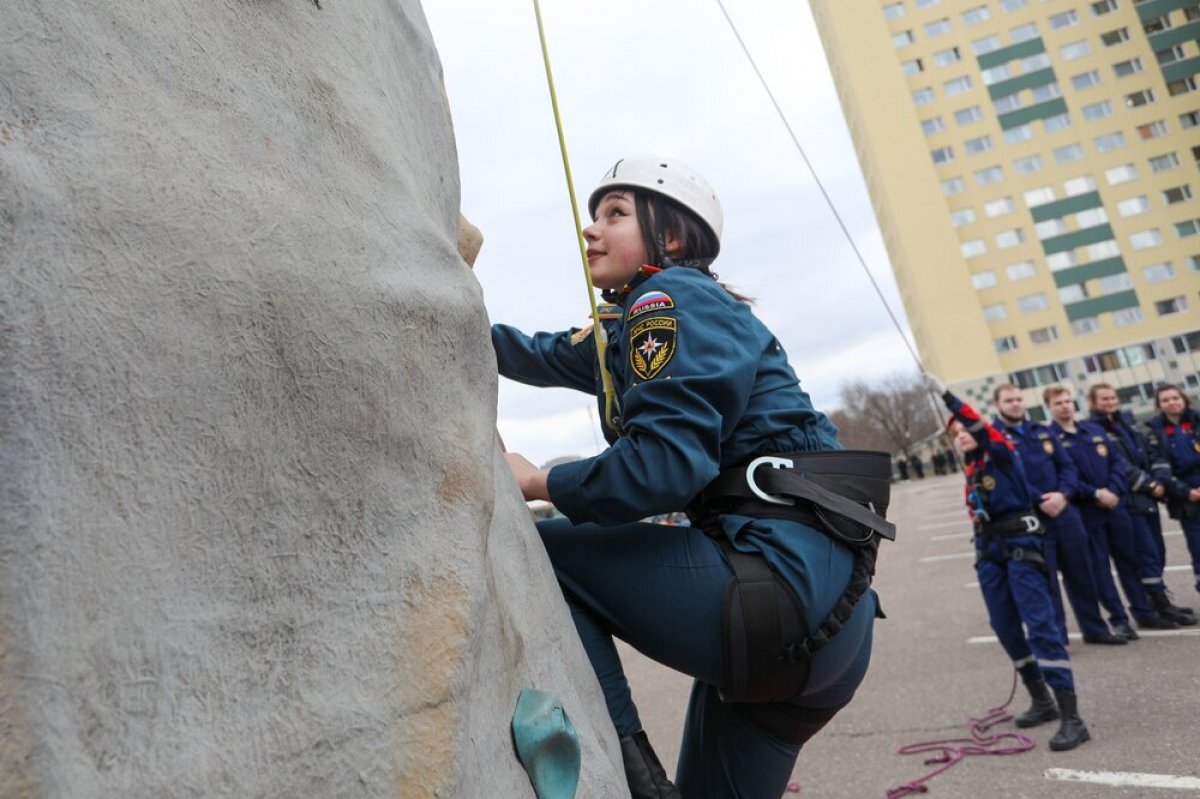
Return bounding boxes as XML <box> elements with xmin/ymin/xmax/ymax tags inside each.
<box><xmin>588</xmin><ymin>156</ymin><xmax>723</xmax><ymax>253</ymax></box>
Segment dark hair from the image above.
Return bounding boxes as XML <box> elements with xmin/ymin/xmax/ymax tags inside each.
<box><xmin>631</xmin><ymin>190</ymin><xmax>752</xmax><ymax>303</ymax></box>
<box><xmin>1087</xmin><ymin>383</ymin><xmax>1115</xmax><ymax>404</ymax></box>
<box><xmin>1154</xmin><ymin>383</ymin><xmax>1191</xmax><ymax>411</ymax></box>
<box><xmin>1042</xmin><ymin>385</ymin><xmax>1070</xmax><ymax>406</ymax></box>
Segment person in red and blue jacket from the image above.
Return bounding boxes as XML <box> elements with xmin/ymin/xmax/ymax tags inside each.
<box><xmin>990</xmin><ymin>384</ymin><xmax>1122</xmax><ymax>645</ymax></box>
<box><xmin>938</xmin><ymin>382</ymin><xmax>1089</xmax><ymax>751</ymax></box>
<box><xmin>1088</xmin><ymin>383</ymin><xmax>1195</xmax><ymax>625</ymax></box>
<box><xmin>1145</xmin><ymin>384</ymin><xmax>1200</xmax><ymax>595</ymax></box>
<box><xmin>1045</xmin><ymin>386</ymin><xmax>1172</xmax><ymax>637</ymax></box>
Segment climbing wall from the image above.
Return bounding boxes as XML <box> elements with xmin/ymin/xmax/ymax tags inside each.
<box><xmin>0</xmin><ymin>1</ymin><xmax>626</xmax><ymax>795</ymax></box>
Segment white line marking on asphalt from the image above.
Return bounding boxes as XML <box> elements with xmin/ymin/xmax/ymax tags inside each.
<box><xmin>964</xmin><ymin>581</ymin><xmax>979</xmax><ymax>589</ymax></box>
<box><xmin>919</xmin><ymin>552</ymin><xmax>974</xmax><ymax>563</ymax></box>
<box><xmin>930</xmin><ymin>531</ymin><xmax>971</xmax><ymax>542</ymax></box>
<box><xmin>1046</xmin><ymin>768</ymin><xmax>1200</xmax><ymax>790</ymax></box>
<box><xmin>1165</xmin><ymin>564</ymin><xmax>1194</xmax><ymax>573</ymax></box>
<box><xmin>921</xmin><ymin>519</ymin><xmax>971</xmax><ymax>531</ymax></box>
<box><xmin>969</xmin><ymin>628</ymin><xmax>1200</xmax><ymax>644</ymax></box>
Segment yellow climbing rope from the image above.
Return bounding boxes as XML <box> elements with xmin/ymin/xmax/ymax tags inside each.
<box><xmin>530</xmin><ymin>0</ymin><xmax>622</xmax><ymax>433</ymax></box>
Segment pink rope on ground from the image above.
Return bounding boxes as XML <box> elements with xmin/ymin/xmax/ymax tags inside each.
<box><xmin>885</xmin><ymin>673</ymin><xmax>1036</xmax><ymax>798</ymax></box>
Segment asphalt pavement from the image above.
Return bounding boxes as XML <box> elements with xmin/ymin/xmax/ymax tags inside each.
<box><xmin>620</xmin><ymin>473</ymin><xmax>1200</xmax><ymax>798</ymax></box>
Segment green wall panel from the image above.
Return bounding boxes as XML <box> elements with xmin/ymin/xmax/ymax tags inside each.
<box><xmin>1064</xmin><ymin>290</ymin><xmax>1140</xmax><ymax>322</ymax></box>
<box><xmin>1137</xmin><ymin>0</ymin><xmax>1196</xmax><ymax>20</ymax></box>
<box><xmin>1051</xmin><ymin>257</ymin><xmax>1127</xmax><ymax>287</ymax></box>
<box><xmin>1030</xmin><ymin>191</ymin><xmax>1103</xmax><ymax>223</ymax></box>
<box><xmin>977</xmin><ymin>38</ymin><xmax>1046</xmax><ymax>70</ymax></box>
<box><xmin>1041</xmin><ymin>224</ymin><xmax>1115</xmax><ymax>255</ymax></box>
<box><xmin>1162</xmin><ymin>56</ymin><xmax>1200</xmax><ymax>84</ymax></box>
<box><xmin>1147</xmin><ymin>20</ymin><xmax>1200</xmax><ymax>52</ymax></box>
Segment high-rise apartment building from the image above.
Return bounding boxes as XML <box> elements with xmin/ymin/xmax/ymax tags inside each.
<box><xmin>812</xmin><ymin>0</ymin><xmax>1200</xmax><ymax>418</ymax></box>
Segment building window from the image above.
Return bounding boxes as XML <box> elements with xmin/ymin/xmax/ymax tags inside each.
<box><xmin>983</xmin><ymin>302</ymin><xmax>1009</xmax><ymax>321</ymax></box>
<box><xmin>1180</xmin><ymin>109</ymin><xmax>1200</xmax><ymax>129</ymax></box>
<box><xmin>1124</xmin><ymin>89</ymin><xmax>1155</xmax><ymax>107</ymax></box>
<box><xmin>1117</xmin><ymin>195</ymin><xmax>1150</xmax><ymax>217</ymax></box>
<box><xmin>962</xmin><ymin>5</ymin><xmax>991</xmax><ymax>25</ymax></box>
<box><xmin>942</xmin><ymin>176</ymin><xmax>966</xmax><ymax>195</ymax></box>
<box><xmin>994</xmin><ymin>94</ymin><xmax>1024</xmax><ymax>113</ymax></box>
<box><xmin>1173</xmin><ymin>331</ymin><xmax>1200</xmax><ymax>353</ymax></box>
<box><xmin>950</xmin><ymin>207</ymin><xmax>977</xmax><ymax>227</ymax></box>
<box><xmin>1138</xmin><ymin>120</ymin><xmax>1169</xmax><ymax>139</ymax></box>
<box><xmin>1072</xmin><ymin>317</ymin><xmax>1102</xmax><ymax>335</ymax></box>
<box><xmin>1047</xmin><ymin>250</ymin><xmax>1079</xmax><ymax>271</ymax></box>
<box><xmin>1143</xmin><ymin>262</ymin><xmax>1176</xmax><ymax>282</ymax></box>
<box><xmin>1049</xmin><ymin>10</ymin><xmax>1079</xmax><ymax>29</ymax></box>
<box><xmin>1009</xmin><ymin>363</ymin><xmax>1068</xmax><ymax>389</ymax></box>
<box><xmin>1087</xmin><ymin>239</ymin><xmax>1121</xmax><ymax>260</ymax></box>
<box><xmin>1005</xmin><ymin>125</ymin><xmax>1034</xmax><ymax>144</ymax></box>
<box><xmin>1030</xmin><ymin>325</ymin><xmax>1060</xmax><ymax>344</ymax></box>
<box><xmin>893</xmin><ymin>30</ymin><xmax>915</xmax><ymax>48</ymax></box>
<box><xmin>1157</xmin><ymin>45</ymin><xmax>1187</xmax><ymax>65</ymax></box>
<box><xmin>934</xmin><ymin>46</ymin><xmax>963</xmax><ymax>66</ymax></box>
<box><xmin>1094</xmin><ymin>131</ymin><xmax>1126</xmax><ymax>153</ymax></box>
<box><xmin>1001</xmin><ymin>0</ymin><xmax>1029</xmax><ymax>11</ymax></box>
<box><xmin>982</xmin><ymin>64</ymin><xmax>1013</xmax><ymax>85</ymax></box>
<box><xmin>1059</xmin><ymin>283</ymin><xmax>1088</xmax><ymax>303</ymax></box>
<box><xmin>1149</xmin><ymin>152</ymin><xmax>1180</xmax><ymax>172</ymax></box>
<box><xmin>1142</xmin><ymin>14</ymin><xmax>1172</xmax><ymax>34</ymax></box>
<box><xmin>1024</xmin><ymin>52</ymin><xmax>1054</xmax><ymax>72</ymax></box>
<box><xmin>1042</xmin><ymin>111</ymin><xmax>1072</xmax><ymax>132</ymax></box>
<box><xmin>1098</xmin><ymin>273</ymin><xmax>1134</xmax><ymax>294</ymax></box>
<box><xmin>902</xmin><ymin>59</ymin><xmax>925</xmax><ymax>76</ymax></box>
<box><xmin>1036</xmin><ymin>218</ymin><xmax>1070</xmax><ymax>239</ymax></box>
<box><xmin>985</xmin><ymin>196</ymin><xmax>1016</xmax><ymax>217</ymax></box>
<box><xmin>962</xmin><ymin>238</ymin><xmax>987</xmax><ymax>257</ymax></box>
<box><xmin>1113</xmin><ymin>58</ymin><xmax>1144</xmax><ymax>78</ymax></box>
<box><xmin>971</xmin><ymin>270</ymin><xmax>998</xmax><ymax>289</ymax></box>
<box><xmin>1167</xmin><ymin>77</ymin><xmax>1197</xmax><ymax>97</ymax></box>
<box><xmin>1033</xmin><ymin>83</ymin><xmax>1064</xmax><ymax>103</ymax></box>
<box><xmin>925</xmin><ymin>18</ymin><xmax>953</xmax><ymax>37</ymax></box>
<box><xmin>1105</xmin><ymin>163</ymin><xmax>1138</xmax><ymax>184</ymax></box>
<box><xmin>1190</xmin><ymin>255</ymin><xmax>1200</xmax><ymax>272</ymax></box>
<box><xmin>1011</xmin><ymin>22</ymin><xmax>1039</xmax><ymax>42</ymax></box>
<box><xmin>913</xmin><ymin>87</ymin><xmax>935</xmax><ymax>105</ymax></box>
<box><xmin>884</xmin><ymin>2</ymin><xmax>907</xmax><ymax>20</ymax></box>
<box><xmin>1024</xmin><ymin>186</ymin><xmax>1055</xmax><ymax>206</ymax></box>
<box><xmin>1177</xmin><ymin>219</ymin><xmax>1200</xmax><ymax>239</ymax></box>
<box><xmin>975</xmin><ymin>165</ymin><xmax>1005</xmax><ymax>186</ymax></box>
<box><xmin>1064</xmin><ymin>175</ymin><xmax>1097</xmax><ymax>196</ymax></box>
<box><xmin>1060</xmin><ymin>40</ymin><xmax>1091</xmax><ymax>61</ymax></box>
<box><xmin>1083</xmin><ymin>100</ymin><xmax>1114</xmax><ymax>121</ymax></box>
<box><xmin>1018</xmin><ymin>293</ymin><xmax>1050</xmax><ymax>313</ymax></box>
<box><xmin>1091</xmin><ymin>0</ymin><xmax>1118</xmax><ymax>15</ymax></box>
<box><xmin>955</xmin><ymin>105</ymin><xmax>984</xmax><ymax>124</ymax></box>
<box><xmin>997</xmin><ymin>228</ymin><xmax>1026</xmax><ymax>249</ymax></box>
<box><xmin>972</xmin><ymin>35</ymin><xmax>1002</xmax><ymax>55</ymax></box>
<box><xmin>1156</xmin><ymin>296</ymin><xmax>1189</xmax><ymax>316</ymax></box>
<box><xmin>915</xmin><ymin>0</ymin><xmax>943</xmax><ymax>6</ymax></box>
<box><xmin>944</xmin><ymin>76</ymin><xmax>973</xmax><ymax>96</ymax></box>
<box><xmin>1007</xmin><ymin>260</ymin><xmax>1038</xmax><ymax>281</ymax></box>
<box><xmin>1054</xmin><ymin>143</ymin><xmax>1085</xmax><ymax>163</ymax></box>
<box><xmin>1075</xmin><ymin>207</ymin><xmax>1108</xmax><ymax>227</ymax></box>
<box><xmin>1130</xmin><ymin>229</ymin><xmax>1163</xmax><ymax>250</ymax></box>
<box><xmin>1013</xmin><ymin>154</ymin><xmax>1044</xmax><ymax>175</ymax></box>
<box><xmin>1072</xmin><ymin>70</ymin><xmax>1102</xmax><ymax>90</ymax></box>
<box><xmin>965</xmin><ymin>135</ymin><xmax>993</xmax><ymax>155</ymax></box>
<box><xmin>922</xmin><ymin>117</ymin><xmax>946</xmax><ymax>135</ymax></box>
<box><xmin>931</xmin><ymin>146</ymin><xmax>955</xmax><ymax>164</ymax></box>
<box><xmin>995</xmin><ymin>335</ymin><xmax>1019</xmax><ymax>353</ymax></box>
<box><xmin>1111</xmin><ymin>306</ymin><xmax>1144</xmax><ymax>328</ymax></box>
<box><xmin>1101</xmin><ymin>27</ymin><xmax>1131</xmax><ymax>46</ymax></box>
<box><xmin>1164</xmin><ymin>185</ymin><xmax>1194</xmax><ymax>204</ymax></box>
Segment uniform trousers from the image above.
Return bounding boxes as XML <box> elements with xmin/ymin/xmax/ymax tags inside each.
<box><xmin>1039</xmin><ymin>505</ymin><xmax>1109</xmax><ymax>641</ymax></box>
<box><xmin>536</xmin><ymin>516</ymin><xmax>873</xmax><ymax>799</ymax></box>
<box><xmin>975</xmin><ymin>531</ymin><xmax>1074</xmax><ymax>692</ymax></box>
<box><xmin>1127</xmin><ymin>507</ymin><xmax>1169</xmax><ymax>596</ymax></box>
<box><xmin>1077</xmin><ymin>504</ymin><xmax>1154</xmax><ymax>624</ymax></box>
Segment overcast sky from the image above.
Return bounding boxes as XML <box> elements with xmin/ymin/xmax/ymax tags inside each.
<box><xmin>424</xmin><ymin>0</ymin><xmax>921</xmax><ymax>467</ymax></box>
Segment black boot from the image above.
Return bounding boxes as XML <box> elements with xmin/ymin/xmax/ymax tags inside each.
<box><xmin>1150</xmin><ymin>590</ymin><xmax>1198</xmax><ymax>626</ymax></box>
<box><xmin>1136</xmin><ymin>613</ymin><xmax>1179</xmax><ymax>631</ymax></box>
<box><xmin>619</xmin><ymin>731</ymin><xmax>682</xmax><ymax>799</ymax></box>
<box><xmin>1049</xmin><ymin>689</ymin><xmax>1091</xmax><ymax>751</ymax></box>
<box><xmin>1014</xmin><ymin>679</ymin><xmax>1059</xmax><ymax>729</ymax></box>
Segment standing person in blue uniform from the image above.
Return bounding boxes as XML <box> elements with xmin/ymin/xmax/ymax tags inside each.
<box><xmin>1087</xmin><ymin>384</ymin><xmax>1195</xmax><ymax>625</ymax></box>
<box><xmin>1146</xmin><ymin>384</ymin><xmax>1200</xmax><ymax>595</ymax></box>
<box><xmin>938</xmin><ymin>383</ymin><xmax>1089</xmax><ymax>750</ymax></box>
<box><xmin>989</xmin><ymin>385</ymin><xmax>1122</xmax><ymax>645</ymax></box>
<box><xmin>493</xmin><ymin>156</ymin><xmax>894</xmax><ymax>798</ymax></box>
<box><xmin>1045</xmin><ymin>386</ymin><xmax>1174</xmax><ymax>636</ymax></box>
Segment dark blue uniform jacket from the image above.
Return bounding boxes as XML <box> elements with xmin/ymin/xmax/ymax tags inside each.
<box><xmin>992</xmin><ymin>416</ymin><xmax>1078</xmax><ymax>502</ymax></box>
<box><xmin>1088</xmin><ymin>409</ymin><xmax>1160</xmax><ymax>513</ymax></box>
<box><xmin>1051</xmin><ymin>420</ymin><xmax>1127</xmax><ymax>500</ymax></box>
<box><xmin>944</xmin><ymin>393</ymin><xmax>1034</xmax><ymax>519</ymax></box>
<box><xmin>1147</xmin><ymin>409</ymin><xmax>1200</xmax><ymax>514</ymax></box>
<box><xmin>492</xmin><ymin>267</ymin><xmax>840</xmax><ymax>527</ymax></box>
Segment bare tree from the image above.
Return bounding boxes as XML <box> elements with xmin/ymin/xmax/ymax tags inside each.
<box><xmin>836</xmin><ymin>372</ymin><xmax>942</xmax><ymax>454</ymax></box>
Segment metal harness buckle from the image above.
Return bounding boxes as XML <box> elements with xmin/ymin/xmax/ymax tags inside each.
<box><xmin>1022</xmin><ymin>515</ymin><xmax>1040</xmax><ymax>533</ymax></box>
<box><xmin>746</xmin><ymin>456</ymin><xmax>796</xmax><ymax>506</ymax></box>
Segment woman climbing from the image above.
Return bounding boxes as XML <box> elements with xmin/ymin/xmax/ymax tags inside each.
<box><xmin>493</xmin><ymin>155</ymin><xmax>892</xmax><ymax>798</ymax></box>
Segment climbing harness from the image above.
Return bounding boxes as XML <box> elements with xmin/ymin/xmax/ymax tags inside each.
<box><xmin>530</xmin><ymin>0</ymin><xmax>621</xmax><ymax>433</ymax></box>
<box><xmin>886</xmin><ymin>672</ymin><xmax>1036</xmax><ymax>799</ymax></box>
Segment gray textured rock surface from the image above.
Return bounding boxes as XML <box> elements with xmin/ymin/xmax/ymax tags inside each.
<box><xmin>0</xmin><ymin>1</ymin><xmax>626</xmax><ymax>795</ymax></box>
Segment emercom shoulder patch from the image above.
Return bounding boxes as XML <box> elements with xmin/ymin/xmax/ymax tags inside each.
<box><xmin>570</xmin><ymin>325</ymin><xmax>594</xmax><ymax>346</ymax></box>
<box><xmin>627</xmin><ymin>291</ymin><xmax>674</xmax><ymax>320</ymax></box>
<box><xmin>629</xmin><ymin>316</ymin><xmax>676</xmax><ymax>380</ymax></box>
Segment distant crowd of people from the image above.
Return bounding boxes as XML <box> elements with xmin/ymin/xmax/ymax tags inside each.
<box><xmin>933</xmin><ymin>378</ymin><xmax>1199</xmax><ymax>752</ymax></box>
<box><xmin>894</xmin><ymin>447</ymin><xmax>958</xmax><ymax>480</ymax></box>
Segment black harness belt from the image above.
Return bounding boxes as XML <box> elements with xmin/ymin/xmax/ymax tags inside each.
<box><xmin>688</xmin><ymin>450</ymin><xmax>894</xmax><ymax>711</ymax></box>
<box><xmin>976</xmin><ymin>512</ymin><xmax>1047</xmax><ymax>573</ymax></box>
